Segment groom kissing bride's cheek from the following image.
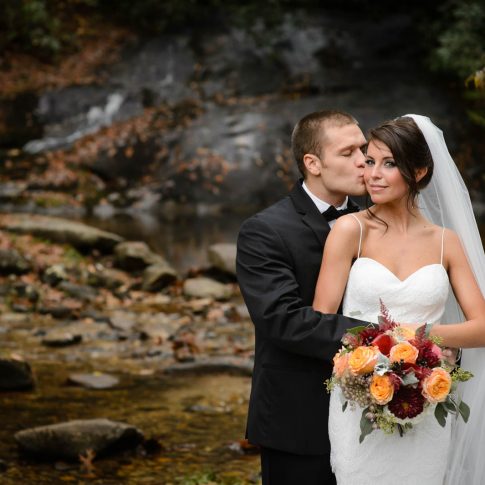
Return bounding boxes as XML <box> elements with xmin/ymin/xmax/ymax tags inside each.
<box><xmin>236</xmin><ymin>110</ymin><xmax>485</xmax><ymax>485</ymax></box>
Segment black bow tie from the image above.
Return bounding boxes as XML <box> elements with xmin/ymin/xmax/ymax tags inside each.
<box><xmin>322</xmin><ymin>202</ymin><xmax>359</xmax><ymax>222</ymax></box>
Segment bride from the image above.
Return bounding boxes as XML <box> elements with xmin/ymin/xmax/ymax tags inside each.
<box><xmin>313</xmin><ymin>114</ymin><xmax>485</xmax><ymax>485</ymax></box>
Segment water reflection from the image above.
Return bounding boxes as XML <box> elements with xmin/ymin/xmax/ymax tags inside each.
<box><xmin>82</xmin><ymin>213</ymin><xmax>250</xmax><ymax>273</ymax></box>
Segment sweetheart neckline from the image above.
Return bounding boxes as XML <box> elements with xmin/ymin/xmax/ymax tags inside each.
<box><xmin>354</xmin><ymin>257</ymin><xmax>447</xmax><ymax>283</ymax></box>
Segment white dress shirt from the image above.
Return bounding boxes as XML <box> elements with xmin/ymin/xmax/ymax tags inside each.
<box><xmin>302</xmin><ymin>181</ymin><xmax>348</xmax><ymax>228</ymax></box>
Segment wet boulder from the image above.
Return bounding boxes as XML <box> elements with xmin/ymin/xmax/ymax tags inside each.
<box><xmin>58</xmin><ymin>281</ymin><xmax>98</xmax><ymax>302</ymax></box>
<box><xmin>0</xmin><ymin>358</ymin><xmax>35</xmax><ymax>391</ymax></box>
<box><xmin>67</xmin><ymin>373</ymin><xmax>119</xmax><ymax>390</ymax></box>
<box><xmin>142</xmin><ymin>263</ymin><xmax>177</xmax><ymax>292</ymax></box>
<box><xmin>42</xmin><ymin>331</ymin><xmax>82</xmax><ymax>347</ymax></box>
<box><xmin>43</xmin><ymin>264</ymin><xmax>69</xmax><ymax>286</ymax></box>
<box><xmin>183</xmin><ymin>277</ymin><xmax>232</xmax><ymax>300</ymax></box>
<box><xmin>15</xmin><ymin>419</ymin><xmax>144</xmax><ymax>460</ymax></box>
<box><xmin>114</xmin><ymin>241</ymin><xmax>165</xmax><ymax>271</ymax></box>
<box><xmin>208</xmin><ymin>243</ymin><xmax>237</xmax><ymax>276</ymax></box>
<box><xmin>86</xmin><ymin>266</ymin><xmax>129</xmax><ymax>290</ymax></box>
<box><xmin>0</xmin><ymin>214</ymin><xmax>124</xmax><ymax>252</ymax></box>
<box><xmin>0</xmin><ymin>249</ymin><xmax>31</xmax><ymax>275</ymax></box>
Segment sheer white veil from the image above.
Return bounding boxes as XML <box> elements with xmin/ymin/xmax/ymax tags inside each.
<box><xmin>405</xmin><ymin>114</ymin><xmax>485</xmax><ymax>485</ymax></box>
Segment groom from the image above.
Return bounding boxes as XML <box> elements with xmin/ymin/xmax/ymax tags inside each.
<box><xmin>236</xmin><ymin>110</ymin><xmax>369</xmax><ymax>484</ymax></box>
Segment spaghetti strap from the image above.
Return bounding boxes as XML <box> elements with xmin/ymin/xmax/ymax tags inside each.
<box><xmin>440</xmin><ymin>227</ymin><xmax>445</xmax><ymax>265</ymax></box>
<box><xmin>349</xmin><ymin>213</ymin><xmax>363</xmax><ymax>258</ymax></box>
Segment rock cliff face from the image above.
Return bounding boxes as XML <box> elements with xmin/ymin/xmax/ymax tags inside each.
<box><xmin>0</xmin><ymin>10</ymin><xmax>475</xmax><ymax>217</ymax></box>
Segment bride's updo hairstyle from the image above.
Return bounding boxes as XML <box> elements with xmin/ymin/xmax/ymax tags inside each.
<box><xmin>368</xmin><ymin>116</ymin><xmax>434</xmax><ymax>208</ymax></box>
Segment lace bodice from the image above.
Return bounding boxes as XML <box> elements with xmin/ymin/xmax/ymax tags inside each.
<box><xmin>342</xmin><ymin>257</ymin><xmax>449</xmax><ymax>324</ymax></box>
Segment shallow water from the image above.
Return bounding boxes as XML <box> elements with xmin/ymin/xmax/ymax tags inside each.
<box><xmin>0</xmin><ymin>363</ymin><xmax>259</xmax><ymax>484</ymax></box>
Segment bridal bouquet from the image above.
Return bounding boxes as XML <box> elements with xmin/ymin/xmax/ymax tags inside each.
<box><xmin>326</xmin><ymin>301</ymin><xmax>473</xmax><ymax>443</ymax></box>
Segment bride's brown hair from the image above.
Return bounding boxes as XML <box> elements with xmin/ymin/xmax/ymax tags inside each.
<box><xmin>366</xmin><ymin>117</ymin><xmax>434</xmax><ymax>225</ymax></box>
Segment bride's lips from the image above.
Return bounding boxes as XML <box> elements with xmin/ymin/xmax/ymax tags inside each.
<box><xmin>368</xmin><ymin>184</ymin><xmax>387</xmax><ymax>192</ymax></box>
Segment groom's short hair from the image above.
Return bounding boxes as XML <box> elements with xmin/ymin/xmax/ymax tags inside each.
<box><xmin>291</xmin><ymin>110</ymin><xmax>358</xmax><ymax>177</ymax></box>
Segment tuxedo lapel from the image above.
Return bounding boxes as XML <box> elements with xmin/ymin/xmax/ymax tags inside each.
<box><xmin>289</xmin><ymin>180</ymin><xmax>330</xmax><ymax>246</ymax></box>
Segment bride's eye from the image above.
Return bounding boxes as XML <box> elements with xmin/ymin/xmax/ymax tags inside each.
<box><xmin>365</xmin><ymin>159</ymin><xmax>374</xmax><ymax>165</ymax></box>
<box><xmin>384</xmin><ymin>160</ymin><xmax>397</xmax><ymax>167</ymax></box>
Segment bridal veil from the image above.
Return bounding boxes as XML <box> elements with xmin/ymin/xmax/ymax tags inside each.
<box><xmin>406</xmin><ymin>114</ymin><xmax>485</xmax><ymax>485</ymax></box>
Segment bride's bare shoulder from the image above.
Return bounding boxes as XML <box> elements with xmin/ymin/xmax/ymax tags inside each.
<box><xmin>331</xmin><ymin>213</ymin><xmax>364</xmax><ymax>237</ymax></box>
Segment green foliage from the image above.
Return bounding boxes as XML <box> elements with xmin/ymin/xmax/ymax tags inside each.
<box><xmin>429</xmin><ymin>0</ymin><xmax>485</xmax><ymax>77</ymax></box>
<box><xmin>359</xmin><ymin>406</ymin><xmax>373</xmax><ymax>443</ymax></box>
<box><xmin>1</xmin><ymin>0</ymin><xmax>59</xmax><ymax>57</ymax></box>
<box><xmin>0</xmin><ymin>0</ymin><xmax>97</xmax><ymax>59</ymax></box>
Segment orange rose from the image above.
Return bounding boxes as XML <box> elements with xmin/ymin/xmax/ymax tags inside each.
<box><xmin>370</xmin><ymin>374</ymin><xmax>394</xmax><ymax>405</ymax></box>
<box><xmin>422</xmin><ymin>367</ymin><xmax>452</xmax><ymax>404</ymax></box>
<box><xmin>348</xmin><ymin>346</ymin><xmax>379</xmax><ymax>375</ymax></box>
<box><xmin>393</xmin><ymin>326</ymin><xmax>416</xmax><ymax>341</ymax></box>
<box><xmin>389</xmin><ymin>341</ymin><xmax>419</xmax><ymax>364</ymax></box>
<box><xmin>333</xmin><ymin>351</ymin><xmax>350</xmax><ymax>378</ymax></box>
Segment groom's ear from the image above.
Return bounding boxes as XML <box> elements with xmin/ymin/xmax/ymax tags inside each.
<box><xmin>415</xmin><ymin>167</ymin><xmax>428</xmax><ymax>183</ymax></box>
<box><xmin>303</xmin><ymin>153</ymin><xmax>322</xmax><ymax>176</ymax></box>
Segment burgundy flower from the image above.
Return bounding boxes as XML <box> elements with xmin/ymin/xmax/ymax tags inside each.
<box><xmin>401</xmin><ymin>363</ymin><xmax>432</xmax><ymax>383</ymax></box>
<box><xmin>388</xmin><ymin>387</ymin><xmax>425</xmax><ymax>419</ymax></box>
<box><xmin>388</xmin><ymin>372</ymin><xmax>402</xmax><ymax>392</ymax></box>
<box><xmin>410</xmin><ymin>339</ymin><xmax>441</xmax><ymax>368</ymax></box>
<box><xmin>360</xmin><ymin>328</ymin><xmax>380</xmax><ymax>346</ymax></box>
<box><xmin>420</xmin><ymin>347</ymin><xmax>440</xmax><ymax>368</ymax></box>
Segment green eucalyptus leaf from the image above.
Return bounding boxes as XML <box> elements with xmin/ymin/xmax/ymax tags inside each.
<box><xmin>359</xmin><ymin>407</ymin><xmax>373</xmax><ymax>444</ymax></box>
<box><xmin>347</xmin><ymin>326</ymin><xmax>367</xmax><ymax>335</ymax></box>
<box><xmin>443</xmin><ymin>399</ymin><xmax>458</xmax><ymax>413</ymax></box>
<box><xmin>458</xmin><ymin>401</ymin><xmax>471</xmax><ymax>423</ymax></box>
<box><xmin>434</xmin><ymin>403</ymin><xmax>448</xmax><ymax>427</ymax></box>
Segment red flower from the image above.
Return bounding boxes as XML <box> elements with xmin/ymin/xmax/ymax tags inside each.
<box><xmin>372</xmin><ymin>334</ymin><xmax>394</xmax><ymax>356</ymax></box>
<box><xmin>388</xmin><ymin>387</ymin><xmax>425</xmax><ymax>419</ymax></box>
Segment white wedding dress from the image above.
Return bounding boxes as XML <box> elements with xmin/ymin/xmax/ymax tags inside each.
<box><xmin>329</xmin><ymin>220</ymin><xmax>452</xmax><ymax>485</ymax></box>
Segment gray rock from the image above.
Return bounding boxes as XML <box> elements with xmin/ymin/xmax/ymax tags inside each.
<box><xmin>141</xmin><ymin>263</ymin><xmax>177</xmax><ymax>292</ymax></box>
<box><xmin>67</xmin><ymin>373</ymin><xmax>119</xmax><ymax>390</ymax></box>
<box><xmin>208</xmin><ymin>243</ymin><xmax>237</xmax><ymax>276</ymax></box>
<box><xmin>43</xmin><ymin>264</ymin><xmax>69</xmax><ymax>286</ymax></box>
<box><xmin>114</xmin><ymin>241</ymin><xmax>165</xmax><ymax>271</ymax></box>
<box><xmin>164</xmin><ymin>357</ymin><xmax>253</xmax><ymax>376</ymax></box>
<box><xmin>38</xmin><ymin>306</ymin><xmax>75</xmax><ymax>319</ymax></box>
<box><xmin>183</xmin><ymin>277</ymin><xmax>232</xmax><ymax>300</ymax></box>
<box><xmin>87</xmin><ymin>267</ymin><xmax>129</xmax><ymax>290</ymax></box>
<box><xmin>0</xmin><ymin>214</ymin><xmax>123</xmax><ymax>252</ymax></box>
<box><xmin>42</xmin><ymin>332</ymin><xmax>82</xmax><ymax>347</ymax></box>
<box><xmin>58</xmin><ymin>281</ymin><xmax>97</xmax><ymax>302</ymax></box>
<box><xmin>0</xmin><ymin>249</ymin><xmax>31</xmax><ymax>275</ymax></box>
<box><xmin>0</xmin><ymin>181</ymin><xmax>28</xmax><ymax>200</ymax></box>
<box><xmin>15</xmin><ymin>418</ymin><xmax>144</xmax><ymax>460</ymax></box>
<box><xmin>0</xmin><ymin>358</ymin><xmax>35</xmax><ymax>390</ymax></box>
<box><xmin>109</xmin><ymin>311</ymin><xmax>137</xmax><ymax>332</ymax></box>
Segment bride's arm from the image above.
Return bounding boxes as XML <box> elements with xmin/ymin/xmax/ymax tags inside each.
<box><xmin>313</xmin><ymin>215</ymin><xmax>360</xmax><ymax>313</ymax></box>
<box><xmin>430</xmin><ymin>229</ymin><xmax>485</xmax><ymax>348</ymax></box>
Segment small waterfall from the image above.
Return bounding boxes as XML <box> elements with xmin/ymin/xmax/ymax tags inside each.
<box><xmin>23</xmin><ymin>93</ymin><xmax>124</xmax><ymax>154</ymax></box>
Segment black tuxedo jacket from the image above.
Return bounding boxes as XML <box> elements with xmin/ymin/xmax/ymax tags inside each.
<box><xmin>236</xmin><ymin>180</ymin><xmax>366</xmax><ymax>455</ymax></box>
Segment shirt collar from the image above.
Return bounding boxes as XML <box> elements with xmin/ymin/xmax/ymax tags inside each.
<box><xmin>301</xmin><ymin>181</ymin><xmax>348</xmax><ymax>213</ymax></box>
